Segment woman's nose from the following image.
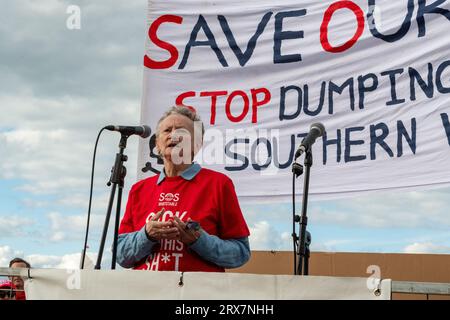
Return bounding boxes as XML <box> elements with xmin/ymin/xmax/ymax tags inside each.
<box><xmin>168</xmin><ymin>130</ymin><xmax>177</xmax><ymax>141</ymax></box>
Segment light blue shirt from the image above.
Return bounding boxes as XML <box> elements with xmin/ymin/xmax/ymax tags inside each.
<box><xmin>117</xmin><ymin>163</ymin><xmax>251</xmax><ymax>269</ymax></box>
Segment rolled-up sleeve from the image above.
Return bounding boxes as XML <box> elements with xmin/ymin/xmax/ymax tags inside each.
<box><xmin>117</xmin><ymin>226</ymin><xmax>158</xmax><ymax>269</ymax></box>
<box><xmin>189</xmin><ymin>232</ymin><xmax>251</xmax><ymax>269</ymax></box>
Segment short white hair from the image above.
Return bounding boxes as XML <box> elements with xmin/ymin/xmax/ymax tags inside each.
<box><xmin>155</xmin><ymin>106</ymin><xmax>205</xmax><ymax>138</ymax></box>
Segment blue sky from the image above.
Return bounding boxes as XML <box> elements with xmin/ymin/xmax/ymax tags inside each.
<box><xmin>0</xmin><ymin>0</ymin><xmax>449</xmax><ymax>269</ymax></box>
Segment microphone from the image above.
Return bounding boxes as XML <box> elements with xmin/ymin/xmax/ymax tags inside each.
<box><xmin>105</xmin><ymin>125</ymin><xmax>151</xmax><ymax>138</ymax></box>
<box><xmin>295</xmin><ymin>123</ymin><xmax>325</xmax><ymax>159</ymax></box>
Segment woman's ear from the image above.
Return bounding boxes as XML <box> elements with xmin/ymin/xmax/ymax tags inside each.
<box><xmin>192</xmin><ymin>137</ymin><xmax>203</xmax><ymax>158</ymax></box>
<box><xmin>155</xmin><ymin>136</ymin><xmax>163</xmax><ymax>159</ymax></box>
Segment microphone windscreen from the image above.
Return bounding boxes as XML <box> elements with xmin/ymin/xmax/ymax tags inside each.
<box><xmin>140</xmin><ymin>125</ymin><xmax>151</xmax><ymax>138</ymax></box>
<box><xmin>310</xmin><ymin>122</ymin><xmax>325</xmax><ymax>136</ymax></box>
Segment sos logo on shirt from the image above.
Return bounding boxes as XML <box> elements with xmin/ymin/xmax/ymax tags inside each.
<box><xmin>158</xmin><ymin>193</ymin><xmax>180</xmax><ymax>206</ymax></box>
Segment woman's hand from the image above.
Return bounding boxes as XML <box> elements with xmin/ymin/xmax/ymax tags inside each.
<box><xmin>145</xmin><ymin>208</ymin><xmax>179</xmax><ymax>241</ymax></box>
<box><xmin>173</xmin><ymin>216</ymin><xmax>201</xmax><ymax>245</ymax></box>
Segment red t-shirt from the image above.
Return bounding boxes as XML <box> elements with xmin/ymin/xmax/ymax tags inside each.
<box><xmin>119</xmin><ymin>168</ymin><xmax>250</xmax><ymax>272</ymax></box>
<box><xmin>15</xmin><ymin>290</ymin><xmax>26</xmax><ymax>300</ymax></box>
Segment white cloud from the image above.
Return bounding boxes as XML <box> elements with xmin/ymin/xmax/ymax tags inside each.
<box><xmin>403</xmin><ymin>242</ymin><xmax>450</xmax><ymax>254</ymax></box>
<box><xmin>0</xmin><ymin>0</ymin><xmax>144</xmax><ymax>209</ymax></box>
<box><xmin>309</xmin><ymin>188</ymin><xmax>450</xmax><ymax>229</ymax></box>
<box><xmin>54</xmin><ymin>253</ymin><xmax>85</xmax><ymax>269</ymax></box>
<box><xmin>243</xmin><ymin>187</ymin><xmax>450</xmax><ymax>233</ymax></box>
<box><xmin>0</xmin><ymin>95</ymin><xmax>140</xmax><ymax>196</ymax></box>
<box><xmin>19</xmin><ymin>0</ymin><xmax>65</xmax><ymax>15</ymax></box>
<box><xmin>46</xmin><ymin>211</ymin><xmax>106</xmax><ymax>242</ymax></box>
<box><xmin>3</xmin><ymin>129</ymin><xmax>68</xmax><ymax>150</ymax></box>
<box><xmin>21</xmin><ymin>198</ymin><xmax>50</xmax><ymax>208</ymax></box>
<box><xmin>249</xmin><ymin>221</ymin><xmax>290</xmax><ymax>250</ymax></box>
<box><xmin>1</xmin><ymin>245</ymin><xmax>101</xmax><ymax>269</ymax></box>
<box><xmin>26</xmin><ymin>252</ymin><xmax>101</xmax><ymax>269</ymax></box>
<box><xmin>310</xmin><ymin>239</ymin><xmax>361</xmax><ymax>252</ymax></box>
<box><xmin>0</xmin><ymin>216</ymin><xmax>34</xmax><ymax>238</ymax></box>
<box><xmin>0</xmin><ymin>246</ymin><xmax>24</xmax><ymax>267</ymax></box>
<box><xmin>248</xmin><ymin>220</ymin><xmax>357</xmax><ymax>252</ymax></box>
<box><xmin>25</xmin><ymin>254</ymin><xmax>61</xmax><ymax>269</ymax></box>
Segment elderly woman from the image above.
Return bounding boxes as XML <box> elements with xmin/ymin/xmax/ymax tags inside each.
<box><xmin>117</xmin><ymin>106</ymin><xmax>250</xmax><ymax>272</ymax></box>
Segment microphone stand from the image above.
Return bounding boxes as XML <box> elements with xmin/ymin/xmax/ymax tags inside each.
<box><xmin>142</xmin><ymin>161</ymin><xmax>161</xmax><ymax>174</ymax></box>
<box><xmin>292</xmin><ymin>150</ymin><xmax>313</xmax><ymax>276</ymax></box>
<box><xmin>95</xmin><ymin>133</ymin><xmax>129</xmax><ymax>270</ymax></box>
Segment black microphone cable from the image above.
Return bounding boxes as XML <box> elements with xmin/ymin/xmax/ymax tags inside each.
<box><xmin>80</xmin><ymin>127</ymin><xmax>107</xmax><ymax>269</ymax></box>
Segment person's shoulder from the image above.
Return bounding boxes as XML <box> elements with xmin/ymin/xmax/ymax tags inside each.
<box><xmin>130</xmin><ymin>174</ymin><xmax>160</xmax><ymax>193</ymax></box>
<box><xmin>198</xmin><ymin>167</ymin><xmax>233</xmax><ymax>184</ymax></box>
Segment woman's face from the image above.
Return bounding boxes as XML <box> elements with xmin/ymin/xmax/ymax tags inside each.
<box><xmin>156</xmin><ymin>114</ymin><xmax>196</xmax><ymax>164</ymax></box>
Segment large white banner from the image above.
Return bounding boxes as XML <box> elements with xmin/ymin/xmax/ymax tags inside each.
<box><xmin>24</xmin><ymin>269</ymin><xmax>391</xmax><ymax>300</ymax></box>
<box><xmin>138</xmin><ymin>0</ymin><xmax>450</xmax><ymax>201</ymax></box>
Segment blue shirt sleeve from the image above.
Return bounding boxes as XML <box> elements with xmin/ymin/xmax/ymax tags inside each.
<box><xmin>116</xmin><ymin>226</ymin><xmax>158</xmax><ymax>269</ymax></box>
<box><xmin>189</xmin><ymin>232</ymin><xmax>251</xmax><ymax>269</ymax></box>
<box><xmin>117</xmin><ymin>228</ymin><xmax>251</xmax><ymax>269</ymax></box>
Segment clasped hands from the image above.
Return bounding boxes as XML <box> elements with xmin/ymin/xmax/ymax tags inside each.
<box><xmin>145</xmin><ymin>208</ymin><xmax>201</xmax><ymax>245</ymax></box>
